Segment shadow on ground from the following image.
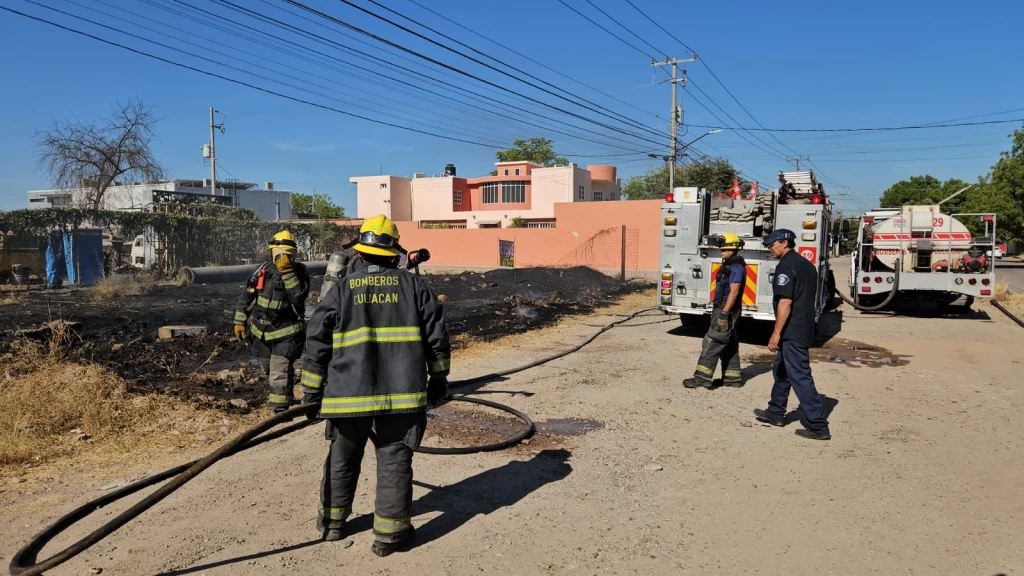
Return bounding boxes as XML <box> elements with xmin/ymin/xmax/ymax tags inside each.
<box><xmin>159</xmin><ymin>449</ymin><xmax>572</xmax><ymax>573</ymax></box>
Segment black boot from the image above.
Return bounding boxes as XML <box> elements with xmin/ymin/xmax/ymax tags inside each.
<box><xmin>795</xmin><ymin>428</ymin><xmax>831</xmax><ymax>441</ymax></box>
<box><xmin>721</xmin><ymin>379</ymin><xmax>744</xmax><ymax>388</ymax></box>
<box><xmin>683</xmin><ymin>377</ymin><xmax>713</xmax><ymax>389</ymax></box>
<box><xmin>370</xmin><ymin>527</ymin><xmax>415</xmax><ymax>557</ymax></box>
<box><xmin>753</xmin><ymin>408</ymin><xmax>785</xmax><ymax>427</ymax></box>
<box><xmin>317</xmin><ymin>518</ymin><xmax>345</xmax><ymax>541</ymax></box>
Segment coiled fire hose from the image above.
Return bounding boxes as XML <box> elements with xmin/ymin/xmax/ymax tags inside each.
<box><xmin>834</xmin><ymin>266</ymin><xmax>901</xmax><ymax>312</ymax></box>
<box><xmin>9</xmin><ymin>308</ymin><xmax>657</xmax><ymax>576</ymax></box>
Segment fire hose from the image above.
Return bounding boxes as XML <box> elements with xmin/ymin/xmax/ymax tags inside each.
<box><xmin>9</xmin><ymin>308</ymin><xmax>656</xmax><ymax>576</ymax></box>
<box><xmin>834</xmin><ymin>265</ymin><xmax>901</xmax><ymax>312</ymax></box>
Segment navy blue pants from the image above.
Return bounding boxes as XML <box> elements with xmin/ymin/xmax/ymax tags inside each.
<box><xmin>767</xmin><ymin>340</ymin><xmax>829</xmax><ymax>431</ymax></box>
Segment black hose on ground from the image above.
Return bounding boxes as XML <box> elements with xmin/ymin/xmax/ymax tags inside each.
<box><xmin>834</xmin><ymin>266</ymin><xmax>901</xmax><ymax>312</ymax></box>
<box><xmin>10</xmin><ymin>307</ymin><xmax>654</xmax><ymax>576</ymax></box>
<box><xmin>992</xmin><ymin>300</ymin><xmax>1024</xmax><ymax>329</ymax></box>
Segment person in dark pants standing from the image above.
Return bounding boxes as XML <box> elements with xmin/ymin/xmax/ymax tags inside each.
<box><xmin>753</xmin><ymin>229</ymin><xmax>831</xmax><ymax>440</ymax></box>
<box><xmin>683</xmin><ymin>233</ymin><xmax>747</xmax><ymax>388</ymax></box>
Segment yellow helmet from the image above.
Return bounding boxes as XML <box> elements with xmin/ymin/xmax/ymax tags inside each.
<box><xmin>720</xmin><ymin>233</ymin><xmax>745</xmax><ymax>250</ymax></box>
<box><xmin>268</xmin><ymin>230</ymin><xmax>297</xmax><ymax>250</ymax></box>
<box><xmin>355</xmin><ymin>214</ymin><xmax>401</xmax><ymax>256</ymax></box>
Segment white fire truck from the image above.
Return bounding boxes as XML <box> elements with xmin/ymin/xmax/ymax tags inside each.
<box><xmin>849</xmin><ymin>205</ymin><xmax>996</xmax><ymax>308</ymax></box>
<box><xmin>657</xmin><ymin>171</ymin><xmax>836</xmax><ymax>324</ymax></box>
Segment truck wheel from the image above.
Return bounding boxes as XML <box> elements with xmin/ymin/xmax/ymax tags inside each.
<box><xmin>824</xmin><ymin>270</ymin><xmax>839</xmax><ymax>311</ymax></box>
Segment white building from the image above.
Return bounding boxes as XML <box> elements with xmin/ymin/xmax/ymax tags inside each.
<box><xmin>27</xmin><ymin>179</ymin><xmax>293</xmax><ymax>221</ymax></box>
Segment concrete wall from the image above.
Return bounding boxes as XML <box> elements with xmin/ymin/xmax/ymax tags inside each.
<box><xmin>352</xmin><ymin>176</ymin><xmax>411</xmax><ymax>221</ymax></box>
<box><xmin>393</xmin><ymin>199</ymin><xmax>662</xmax><ymax>272</ymax></box>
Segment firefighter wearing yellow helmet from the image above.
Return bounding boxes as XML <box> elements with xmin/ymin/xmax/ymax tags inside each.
<box><xmin>683</xmin><ymin>233</ymin><xmax>748</xmax><ymax>389</ymax></box>
<box><xmin>233</xmin><ymin>230</ymin><xmax>311</xmax><ymax>412</ymax></box>
<box><xmin>300</xmin><ymin>214</ymin><xmax>450</xmax><ymax>555</ymax></box>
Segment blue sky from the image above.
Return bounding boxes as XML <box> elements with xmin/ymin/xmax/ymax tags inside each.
<box><xmin>1</xmin><ymin>0</ymin><xmax>1022</xmax><ymax>217</ymax></box>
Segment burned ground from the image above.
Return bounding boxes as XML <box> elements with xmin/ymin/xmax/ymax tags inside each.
<box><xmin>0</xmin><ymin>267</ymin><xmax>649</xmax><ymax>413</ymax></box>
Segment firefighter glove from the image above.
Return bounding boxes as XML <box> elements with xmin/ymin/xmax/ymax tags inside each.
<box><xmin>275</xmin><ymin>252</ymin><xmax>294</xmax><ymax>275</ymax></box>
<box><xmin>715</xmin><ymin>316</ymin><xmax>729</xmax><ymax>333</ymax></box>
<box><xmin>233</xmin><ymin>324</ymin><xmax>248</xmax><ymax>341</ymax></box>
<box><xmin>427</xmin><ymin>375</ymin><xmax>448</xmax><ymax>407</ymax></box>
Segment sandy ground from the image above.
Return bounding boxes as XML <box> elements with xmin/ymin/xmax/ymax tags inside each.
<box><xmin>2</xmin><ymin>258</ymin><xmax>1023</xmax><ymax>575</ymax></box>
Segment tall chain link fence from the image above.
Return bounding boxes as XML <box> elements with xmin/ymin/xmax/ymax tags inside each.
<box><xmin>554</xmin><ymin>226</ymin><xmax>641</xmax><ymax>279</ymax></box>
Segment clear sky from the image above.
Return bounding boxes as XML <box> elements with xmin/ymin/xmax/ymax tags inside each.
<box><xmin>1</xmin><ymin>0</ymin><xmax>1021</xmax><ymax>217</ymax></box>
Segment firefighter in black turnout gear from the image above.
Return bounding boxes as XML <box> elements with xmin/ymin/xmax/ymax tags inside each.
<box><xmin>301</xmin><ymin>214</ymin><xmax>450</xmax><ymax>557</ymax></box>
<box><xmin>683</xmin><ymin>233</ymin><xmax>747</xmax><ymax>388</ymax></box>
<box><xmin>234</xmin><ymin>230</ymin><xmax>310</xmax><ymax>413</ymax></box>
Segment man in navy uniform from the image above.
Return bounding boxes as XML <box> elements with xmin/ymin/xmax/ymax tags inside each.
<box><xmin>753</xmin><ymin>229</ymin><xmax>831</xmax><ymax>440</ymax></box>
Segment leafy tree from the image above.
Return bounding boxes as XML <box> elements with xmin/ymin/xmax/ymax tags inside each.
<box><xmin>879</xmin><ymin>175</ymin><xmax>971</xmax><ymax>213</ymax></box>
<box><xmin>490</xmin><ymin>138</ymin><xmax>568</xmax><ymax>175</ymax></box>
<box><xmin>508</xmin><ymin>216</ymin><xmax>527</xmax><ymax>228</ymax></box>
<box><xmin>622</xmin><ymin>157</ymin><xmax>743</xmax><ymax>200</ymax></box>
<box><xmin>291</xmin><ymin>192</ymin><xmax>345</xmax><ymax>219</ymax></box>
<box><xmin>966</xmin><ymin>125</ymin><xmax>1024</xmax><ymax>240</ymax></box>
<box><xmin>36</xmin><ymin>101</ymin><xmax>164</xmax><ymax>210</ymax></box>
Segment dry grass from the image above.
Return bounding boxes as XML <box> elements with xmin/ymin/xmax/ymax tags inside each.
<box><xmin>993</xmin><ymin>282</ymin><xmax>1024</xmax><ymax>318</ymax></box>
<box><xmin>0</xmin><ymin>321</ymin><xmax>260</xmax><ymax>478</ymax></box>
<box><xmin>89</xmin><ymin>271</ymin><xmax>159</xmax><ymax>301</ymax></box>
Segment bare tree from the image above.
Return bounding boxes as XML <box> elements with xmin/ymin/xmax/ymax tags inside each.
<box><xmin>36</xmin><ymin>101</ymin><xmax>164</xmax><ymax>210</ymax></box>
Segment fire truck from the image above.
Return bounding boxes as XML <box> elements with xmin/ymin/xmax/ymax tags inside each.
<box><xmin>657</xmin><ymin>171</ymin><xmax>836</xmax><ymax>324</ymax></box>
<box><xmin>849</xmin><ymin>205</ymin><xmax>996</xmax><ymax>308</ymax></box>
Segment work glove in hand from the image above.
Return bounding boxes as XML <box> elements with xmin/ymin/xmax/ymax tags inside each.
<box><xmin>715</xmin><ymin>315</ymin><xmax>730</xmax><ymax>333</ymax></box>
<box><xmin>233</xmin><ymin>324</ymin><xmax>248</xmax><ymax>341</ymax></box>
<box><xmin>427</xmin><ymin>376</ymin><xmax>448</xmax><ymax>408</ymax></box>
<box><xmin>275</xmin><ymin>253</ymin><xmax>294</xmax><ymax>275</ymax></box>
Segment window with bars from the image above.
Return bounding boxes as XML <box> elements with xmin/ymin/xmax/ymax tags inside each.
<box><xmin>482</xmin><ymin>182</ymin><xmax>499</xmax><ymax>204</ymax></box>
<box><xmin>502</xmin><ymin>181</ymin><xmax>526</xmax><ymax>203</ymax></box>
<box><xmin>593</xmin><ymin>190</ymin><xmax>604</xmax><ymax>201</ymax></box>
<box><xmin>453</xmin><ymin>190</ymin><xmax>463</xmax><ymax>204</ymax></box>
<box><xmin>578</xmin><ymin>185</ymin><xmax>585</xmax><ymax>200</ymax></box>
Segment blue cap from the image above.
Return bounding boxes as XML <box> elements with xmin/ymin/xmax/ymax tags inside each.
<box><xmin>762</xmin><ymin>228</ymin><xmax>796</xmax><ymax>246</ymax></box>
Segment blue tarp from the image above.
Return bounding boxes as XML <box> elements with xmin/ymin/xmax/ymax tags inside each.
<box><xmin>46</xmin><ymin>230</ymin><xmax>66</xmax><ymax>288</ymax></box>
<box><xmin>46</xmin><ymin>228</ymin><xmax>104</xmax><ymax>286</ymax></box>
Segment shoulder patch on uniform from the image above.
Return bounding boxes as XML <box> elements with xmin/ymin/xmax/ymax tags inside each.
<box><xmin>776</xmin><ymin>273</ymin><xmax>790</xmax><ymax>286</ymax></box>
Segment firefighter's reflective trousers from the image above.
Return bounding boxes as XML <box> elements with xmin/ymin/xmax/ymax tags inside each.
<box><xmin>693</xmin><ymin>307</ymin><xmax>743</xmax><ymax>384</ymax></box>
<box><xmin>253</xmin><ymin>337</ymin><xmax>303</xmax><ymax>411</ymax></box>
<box><xmin>319</xmin><ymin>413</ymin><xmax>426</xmax><ymax>543</ymax></box>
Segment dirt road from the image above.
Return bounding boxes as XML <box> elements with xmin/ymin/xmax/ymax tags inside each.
<box><xmin>3</xmin><ymin>262</ymin><xmax>1023</xmax><ymax>575</ymax></box>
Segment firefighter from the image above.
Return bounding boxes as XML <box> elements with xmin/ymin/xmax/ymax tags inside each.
<box><xmin>753</xmin><ymin>229</ymin><xmax>832</xmax><ymax>440</ymax></box>
<box><xmin>233</xmin><ymin>230</ymin><xmax>310</xmax><ymax>413</ymax></box>
<box><xmin>300</xmin><ymin>214</ymin><xmax>450</xmax><ymax>556</ymax></box>
<box><xmin>683</xmin><ymin>233</ymin><xmax>747</xmax><ymax>388</ymax></box>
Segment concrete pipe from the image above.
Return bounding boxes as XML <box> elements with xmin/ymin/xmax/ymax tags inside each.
<box><xmin>179</xmin><ymin>261</ymin><xmax>328</xmax><ymax>284</ymax></box>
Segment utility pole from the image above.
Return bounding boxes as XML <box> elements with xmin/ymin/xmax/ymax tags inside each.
<box><xmin>652</xmin><ymin>55</ymin><xmax>696</xmax><ymax>194</ymax></box>
<box><xmin>209</xmin><ymin>108</ymin><xmax>225</xmax><ymax>196</ymax></box>
<box><xmin>786</xmin><ymin>155</ymin><xmax>809</xmax><ymax>170</ymax></box>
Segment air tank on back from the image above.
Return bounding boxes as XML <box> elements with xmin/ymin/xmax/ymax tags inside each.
<box><xmin>320</xmin><ymin>251</ymin><xmax>350</xmax><ymax>299</ymax></box>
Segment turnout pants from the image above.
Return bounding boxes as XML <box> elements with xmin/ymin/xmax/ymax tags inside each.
<box><xmin>766</xmin><ymin>340</ymin><xmax>829</xmax><ymax>431</ymax></box>
<box><xmin>693</xmin><ymin>307</ymin><xmax>742</xmax><ymax>384</ymax></box>
<box><xmin>319</xmin><ymin>413</ymin><xmax>427</xmax><ymax>543</ymax></box>
<box><xmin>253</xmin><ymin>337</ymin><xmax>302</xmax><ymax>411</ymax></box>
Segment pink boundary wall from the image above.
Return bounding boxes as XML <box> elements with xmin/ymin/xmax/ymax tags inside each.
<box><xmin>386</xmin><ymin>200</ymin><xmax>662</xmax><ymax>272</ymax></box>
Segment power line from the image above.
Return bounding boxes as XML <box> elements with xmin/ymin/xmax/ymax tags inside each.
<box><xmin>358</xmin><ymin>0</ymin><xmax>663</xmax><ymax>136</ymax></box>
<box><xmin>579</xmin><ymin>0</ymin><xmax>667</xmax><ymax>59</ymax></box>
<box><xmin>0</xmin><ymin>5</ymin><xmax>515</xmax><ymax>148</ymax></box>
<box><xmin>687</xmin><ymin>118</ymin><xmax>1024</xmax><ymax>133</ymax></box>
<box><xmin>401</xmin><ymin>0</ymin><xmax>662</xmax><ymax>121</ymax></box>
<box><xmin>283</xmin><ymin>0</ymin><xmax>669</xmax><ymax>146</ymax></box>
<box><xmin>166</xmin><ymin>0</ymin><xmax>662</xmax><ymax>152</ymax></box>
<box><xmin>555</xmin><ymin>0</ymin><xmax>655</xmax><ymax>60</ymax></box>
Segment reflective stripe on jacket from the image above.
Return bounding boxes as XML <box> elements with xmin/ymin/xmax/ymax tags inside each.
<box><xmin>234</xmin><ymin>261</ymin><xmax>310</xmax><ymax>343</ymax></box>
<box><xmin>300</xmin><ymin>259</ymin><xmax>450</xmax><ymax>418</ymax></box>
